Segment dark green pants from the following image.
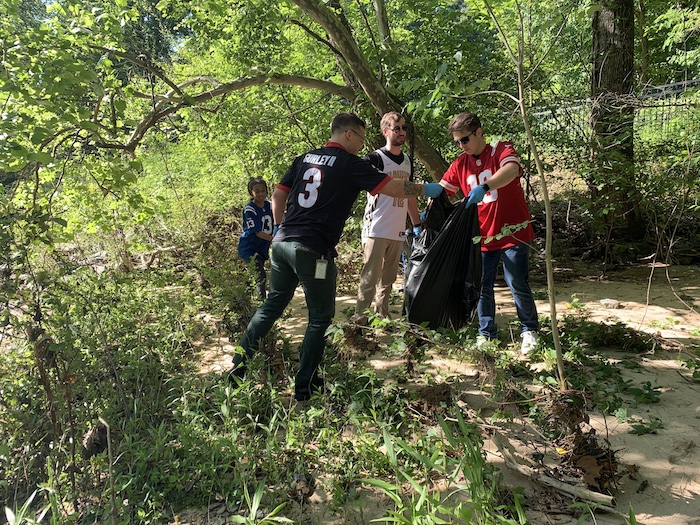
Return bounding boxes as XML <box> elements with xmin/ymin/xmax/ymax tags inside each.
<box><xmin>236</xmin><ymin>241</ymin><xmax>337</xmax><ymax>397</ymax></box>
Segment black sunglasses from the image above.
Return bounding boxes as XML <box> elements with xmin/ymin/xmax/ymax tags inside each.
<box><xmin>387</xmin><ymin>125</ymin><xmax>408</xmax><ymax>133</ymax></box>
<box><xmin>454</xmin><ymin>130</ymin><xmax>477</xmax><ymax>146</ymax></box>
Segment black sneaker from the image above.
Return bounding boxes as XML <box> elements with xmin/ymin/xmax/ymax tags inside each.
<box><xmin>227</xmin><ymin>363</ymin><xmax>247</xmax><ymax>385</ymax></box>
<box><xmin>294</xmin><ymin>377</ymin><xmax>325</xmax><ymax>401</ymax></box>
<box><xmin>294</xmin><ymin>390</ymin><xmax>311</xmax><ymax>402</ymax></box>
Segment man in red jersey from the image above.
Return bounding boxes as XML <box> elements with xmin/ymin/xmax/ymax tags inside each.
<box><xmin>439</xmin><ymin>113</ymin><xmax>539</xmax><ymax>355</ymax></box>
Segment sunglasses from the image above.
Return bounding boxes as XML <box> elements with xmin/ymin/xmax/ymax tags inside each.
<box><xmin>387</xmin><ymin>125</ymin><xmax>408</xmax><ymax>133</ymax></box>
<box><xmin>454</xmin><ymin>130</ymin><xmax>477</xmax><ymax>146</ymax></box>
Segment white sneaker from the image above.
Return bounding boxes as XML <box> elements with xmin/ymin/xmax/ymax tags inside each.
<box><xmin>475</xmin><ymin>335</ymin><xmax>499</xmax><ymax>350</ymax></box>
<box><xmin>521</xmin><ymin>331</ymin><xmax>538</xmax><ymax>355</ymax></box>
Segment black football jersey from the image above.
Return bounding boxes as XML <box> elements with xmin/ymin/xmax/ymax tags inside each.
<box><xmin>276</xmin><ymin>142</ymin><xmax>390</xmax><ymax>256</ymax></box>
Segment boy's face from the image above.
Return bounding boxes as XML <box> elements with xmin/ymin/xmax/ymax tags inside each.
<box><xmin>452</xmin><ymin>127</ymin><xmax>485</xmax><ymax>155</ymax></box>
<box><xmin>251</xmin><ymin>183</ymin><xmax>268</xmax><ymax>204</ymax></box>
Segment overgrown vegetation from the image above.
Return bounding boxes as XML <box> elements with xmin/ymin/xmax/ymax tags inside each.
<box><xmin>0</xmin><ymin>226</ymin><xmax>683</xmax><ymax>523</ymax></box>
<box><xmin>2</xmin><ymin>0</ymin><xmax>700</xmax><ymax>523</ymax></box>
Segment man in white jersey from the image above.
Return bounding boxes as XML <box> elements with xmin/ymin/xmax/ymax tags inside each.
<box><xmin>355</xmin><ymin>112</ymin><xmax>422</xmax><ymax>319</ymax></box>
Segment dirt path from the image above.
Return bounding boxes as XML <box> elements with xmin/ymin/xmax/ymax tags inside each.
<box><xmin>197</xmin><ymin>263</ymin><xmax>700</xmax><ymax>524</ymax></box>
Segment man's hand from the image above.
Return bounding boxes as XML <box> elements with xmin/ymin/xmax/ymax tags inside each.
<box><xmin>423</xmin><ymin>183</ymin><xmax>444</xmax><ymax>198</ymax></box>
<box><xmin>273</xmin><ymin>224</ymin><xmax>280</xmax><ymax>237</ymax></box>
<box><xmin>466</xmin><ymin>185</ymin><xmax>486</xmax><ymax>208</ymax></box>
<box><xmin>412</xmin><ymin>225</ymin><xmax>422</xmax><ymax>236</ymax></box>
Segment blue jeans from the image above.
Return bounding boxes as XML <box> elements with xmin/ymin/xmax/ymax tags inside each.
<box><xmin>236</xmin><ymin>241</ymin><xmax>337</xmax><ymax>396</ymax></box>
<box><xmin>478</xmin><ymin>243</ymin><xmax>538</xmax><ymax>339</ymax></box>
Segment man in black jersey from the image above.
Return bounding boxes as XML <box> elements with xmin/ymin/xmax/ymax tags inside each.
<box><xmin>231</xmin><ymin>112</ymin><xmax>444</xmax><ymax>401</ymax></box>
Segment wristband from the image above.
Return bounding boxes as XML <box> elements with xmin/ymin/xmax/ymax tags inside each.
<box><xmin>480</xmin><ymin>183</ymin><xmax>490</xmax><ymax>192</ymax></box>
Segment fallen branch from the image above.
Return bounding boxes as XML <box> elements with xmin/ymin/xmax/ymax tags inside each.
<box><xmin>492</xmin><ymin>431</ymin><xmax>616</xmax><ymax>509</ymax></box>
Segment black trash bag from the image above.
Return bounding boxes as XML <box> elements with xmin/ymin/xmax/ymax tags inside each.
<box><xmin>404</xmin><ymin>198</ymin><xmax>482</xmax><ymax>330</ymax></box>
<box><xmin>403</xmin><ymin>191</ymin><xmax>454</xmax><ymax>279</ymax></box>
<box><xmin>422</xmin><ymin>190</ymin><xmax>454</xmax><ymax>232</ymax></box>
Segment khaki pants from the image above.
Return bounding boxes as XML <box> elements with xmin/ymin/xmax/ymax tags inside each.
<box><xmin>356</xmin><ymin>237</ymin><xmax>403</xmax><ymax>318</ymax></box>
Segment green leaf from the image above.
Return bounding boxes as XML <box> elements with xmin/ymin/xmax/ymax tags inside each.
<box><xmin>29</xmin><ymin>151</ymin><xmax>54</xmax><ymax>164</ymax></box>
<box><xmin>79</xmin><ymin>121</ymin><xmax>100</xmax><ymax>131</ymax></box>
<box><xmin>587</xmin><ymin>4</ymin><xmax>601</xmax><ymax>16</ymax></box>
<box><xmin>8</xmin><ymin>142</ymin><xmax>28</xmax><ymax>158</ymax></box>
<box><xmin>435</xmin><ymin>62</ymin><xmax>447</xmax><ymax>81</ymax></box>
<box><xmin>382</xmin><ymin>427</ymin><xmax>397</xmax><ymax>467</ymax></box>
<box><xmin>360</xmin><ymin>478</ymin><xmax>399</xmax><ymax>491</ymax></box>
<box><xmin>31</xmin><ymin>127</ymin><xmax>52</xmax><ymax>145</ymax></box>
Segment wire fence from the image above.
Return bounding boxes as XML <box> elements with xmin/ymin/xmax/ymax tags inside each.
<box><xmin>531</xmin><ymin>79</ymin><xmax>700</xmax><ymax>141</ymax></box>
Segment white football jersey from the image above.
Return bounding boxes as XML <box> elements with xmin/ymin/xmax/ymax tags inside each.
<box><xmin>362</xmin><ymin>149</ymin><xmax>412</xmax><ymax>242</ymax></box>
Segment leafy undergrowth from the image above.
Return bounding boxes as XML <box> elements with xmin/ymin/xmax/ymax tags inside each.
<box><xmin>2</xmin><ymin>258</ymin><xmax>677</xmax><ymax>525</ymax></box>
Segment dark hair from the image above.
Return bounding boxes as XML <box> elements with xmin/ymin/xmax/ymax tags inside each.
<box><xmin>447</xmin><ymin>112</ymin><xmax>481</xmax><ymax>133</ymax></box>
<box><xmin>247</xmin><ymin>177</ymin><xmax>268</xmax><ymax>195</ymax></box>
<box><xmin>331</xmin><ymin>112</ymin><xmax>366</xmax><ymax>134</ymax></box>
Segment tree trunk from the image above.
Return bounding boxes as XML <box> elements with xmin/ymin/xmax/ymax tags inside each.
<box><xmin>290</xmin><ymin>0</ymin><xmax>449</xmax><ymax>179</ymax></box>
<box><xmin>636</xmin><ymin>0</ymin><xmax>649</xmax><ymax>87</ymax></box>
<box><xmin>590</xmin><ymin>0</ymin><xmax>643</xmax><ymax>244</ymax></box>
<box><xmin>373</xmin><ymin>0</ymin><xmax>392</xmax><ymax>50</ymax></box>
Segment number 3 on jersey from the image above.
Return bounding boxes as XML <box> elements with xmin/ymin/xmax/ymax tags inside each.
<box><xmin>467</xmin><ymin>170</ymin><xmax>497</xmax><ymax>203</ymax></box>
<box><xmin>298</xmin><ymin>167</ymin><xmax>323</xmax><ymax>208</ymax></box>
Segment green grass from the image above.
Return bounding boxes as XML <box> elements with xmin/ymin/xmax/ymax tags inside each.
<box><xmin>1</xmin><ymin>256</ymin><xmax>665</xmax><ymax>524</ymax></box>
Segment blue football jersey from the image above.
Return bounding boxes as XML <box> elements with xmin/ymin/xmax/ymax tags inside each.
<box><xmin>238</xmin><ymin>199</ymin><xmax>273</xmax><ymax>260</ymax></box>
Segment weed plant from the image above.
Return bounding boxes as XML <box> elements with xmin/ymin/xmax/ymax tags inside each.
<box><xmin>2</xmin><ymin>245</ymin><xmax>664</xmax><ymax>524</ymax></box>
<box><xmin>364</xmin><ymin>412</ymin><xmax>525</xmax><ymax>524</ymax></box>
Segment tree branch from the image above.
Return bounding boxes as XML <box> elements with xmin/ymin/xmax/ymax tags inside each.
<box><xmin>451</xmin><ymin>89</ymin><xmax>520</xmax><ymax>105</ymax></box>
<box><xmin>290</xmin><ymin>19</ymin><xmax>344</xmax><ymax>59</ymax></box>
<box><xmin>124</xmin><ymin>75</ymin><xmax>357</xmax><ymax>153</ymax></box>
<box><xmin>88</xmin><ymin>45</ymin><xmax>188</xmax><ymax>102</ymax></box>
<box><xmin>482</xmin><ymin>0</ymin><xmax>518</xmax><ymax>66</ymax></box>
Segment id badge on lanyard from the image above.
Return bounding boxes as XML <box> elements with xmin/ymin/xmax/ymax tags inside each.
<box><xmin>315</xmin><ymin>256</ymin><xmax>328</xmax><ymax>279</ymax></box>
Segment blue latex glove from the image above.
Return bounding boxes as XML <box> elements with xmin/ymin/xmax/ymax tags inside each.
<box><xmin>272</xmin><ymin>224</ymin><xmax>280</xmax><ymax>237</ymax></box>
<box><xmin>465</xmin><ymin>185</ymin><xmax>486</xmax><ymax>208</ymax></box>
<box><xmin>423</xmin><ymin>183</ymin><xmax>444</xmax><ymax>198</ymax></box>
<box><xmin>412</xmin><ymin>225</ymin><xmax>422</xmax><ymax>236</ymax></box>
<box><xmin>419</xmin><ymin>210</ymin><xmax>427</xmax><ymax>222</ymax></box>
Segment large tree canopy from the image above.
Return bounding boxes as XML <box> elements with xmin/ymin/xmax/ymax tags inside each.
<box><xmin>1</xmin><ymin>0</ymin><xmax>697</xmax><ymax>255</ymax></box>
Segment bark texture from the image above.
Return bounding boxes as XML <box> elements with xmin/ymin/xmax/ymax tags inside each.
<box><xmin>291</xmin><ymin>0</ymin><xmax>449</xmax><ymax>179</ymax></box>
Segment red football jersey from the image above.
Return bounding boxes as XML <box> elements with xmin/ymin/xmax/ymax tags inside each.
<box><xmin>440</xmin><ymin>141</ymin><xmax>534</xmax><ymax>251</ymax></box>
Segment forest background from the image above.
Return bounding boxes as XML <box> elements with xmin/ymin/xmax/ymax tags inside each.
<box><xmin>1</xmin><ymin>0</ymin><xmax>699</xmax><ymax>523</ymax></box>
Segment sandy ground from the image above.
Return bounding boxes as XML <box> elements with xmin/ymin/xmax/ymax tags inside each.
<box><xmin>196</xmin><ymin>263</ymin><xmax>700</xmax><ymax>524</ymax></box>
<box><xmin>522</xmin><ymin>264</ymin><xmax>700</xmax><ymax>525</ymax></box>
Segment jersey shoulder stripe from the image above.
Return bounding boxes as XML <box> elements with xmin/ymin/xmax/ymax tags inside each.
<box><xmin>500</xmin><ymin>155</ymin><xmax>522</xmax><ymax>168</ymax></box>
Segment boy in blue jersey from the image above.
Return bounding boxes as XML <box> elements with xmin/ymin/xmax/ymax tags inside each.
<box><xmin>237</xmin><ymin>177</ymin><xmax>274</xmax><ymax>299</ymax></box>
<box><xmin>230</xmin><ymin>112</ymin><xmax>445</xmax><ymax>401</ymax></box>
